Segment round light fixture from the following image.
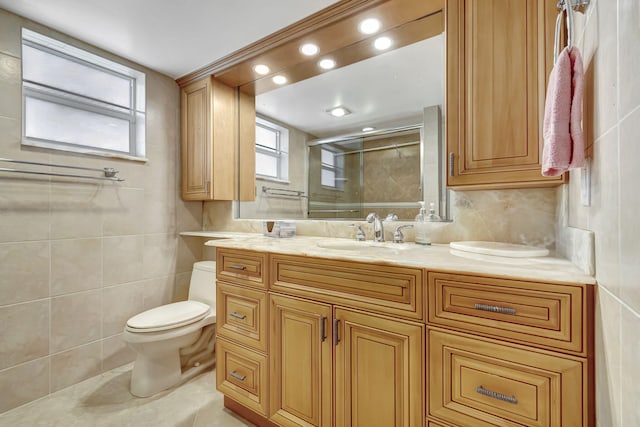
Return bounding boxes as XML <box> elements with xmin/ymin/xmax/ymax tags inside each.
<box><xmin>359</xmin><ymin>18</ymin><xmax>381</xmax><ymax>35</ymax></box>
<box><xmin>300</xmin><ymin>43</ymin><xmax>319</xmax><ymax>56</ymax></box>
<box><xmin>374</xmin><ymin>36</ymin><xmax>392</xmax><ymax>51</ymax></box>
<box><xmin>272</xmin><ymin>75</ymin><xmax>287</xmax><ymax>85</ymax></box>
<box><xmin>329</xmin><ymin>107</ymin><xmax>350</xmax><ymax>117</ymax></box>
<box><xmin>362</xmin><ymin>127</ymin><xmax>375</xmax><ymax>132</ymax></box>
<box><xmin>318</xmin><ymin>58</ymin><xmax>336</xmax><ymax>70</ymax></box>
<box><xmin>253</xmin><ymin>64</ymin><xmax>270</xmax><ymax>75</ymax></box>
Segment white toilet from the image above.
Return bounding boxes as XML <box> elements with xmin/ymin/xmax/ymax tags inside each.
<box><xmin>123</xmin><ymin>261</ymin><xmax>217</xmax><ymax>397</ymax></box>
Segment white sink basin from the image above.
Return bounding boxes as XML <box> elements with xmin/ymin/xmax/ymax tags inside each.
<box><xmin>449</xmin><ymin>241</ymin><xmax>549</xmax><ymax>258</ymax></box>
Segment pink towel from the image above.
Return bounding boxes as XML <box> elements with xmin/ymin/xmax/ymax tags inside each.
<box><xmin>542</xmin><ymin>46</ymin><xmax>585</xmax><ymax>176</ymax></box>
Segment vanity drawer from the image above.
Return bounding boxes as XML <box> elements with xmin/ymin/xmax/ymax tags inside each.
<box><xmin>427</xmin><ymin>328</ymin><xmax>587</xmax><ymax>427</ymax></box>
<box><xmin>427</xmin><ymin>271</ymin><xmax>588</xmax><ymax>355</ymax></box>
<box><xmin>217</xmin><ymin>248</ymin><xmax>267</xmax><ymax>289</ymax></box>
<box><xmin>270</xmin><ymin>254</ymin><xmax>424</xmax><ymax>321</ymax></box>
<box><xmin>217</xmin><ymin>339</ymin><xmax>268</xmax><ymax>416</ymax></box>
<box><xmin>216</xmin><ymin>282</ymin><xmax>267</xmax><ymax>352</ymax></box>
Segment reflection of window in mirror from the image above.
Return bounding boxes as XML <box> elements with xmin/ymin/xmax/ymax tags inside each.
<box><xmin>255</xmin><ymin>116</ymin><xmax>289</xmax><ymax>182</ymax></box>
<box><xmin>320</xmin><ymin>147</ymin><xmax>344</xmax><ymax>190</ymax></box>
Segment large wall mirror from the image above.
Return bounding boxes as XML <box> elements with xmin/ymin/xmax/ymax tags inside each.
<box><xmin>229</xmin><ymin>0</ymin><xmax>448</xmax><ymax>220</ymax></box>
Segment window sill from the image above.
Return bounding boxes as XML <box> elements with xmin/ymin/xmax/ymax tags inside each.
<box><xmin>22</xmin><ymin>139</ymin><xmax>148</xmax><ymax>163</ymax></box>
<box><xmin>256</xmin><ymin>176</ymin><xmax>290</xmax><ymax>185</ymax></box>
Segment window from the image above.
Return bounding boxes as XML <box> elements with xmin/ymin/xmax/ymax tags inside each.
<box><xmin>21</xmin><ymin>29</ymin><xmax>146</xmax><ymax>160</ymax></box>
<box><xmin>320</xmin><ymin>147</ymin><xmax>345</xmax><ymax>189</ymax></box>
<box><xmin>255</xmin><ymin>117</ymin><xmax>288</xmax><ymax>181</ymax></box>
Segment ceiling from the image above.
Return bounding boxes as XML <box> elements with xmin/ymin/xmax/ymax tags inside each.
<box><xmin>256</xmin><ymin>34</ymin><xmax>444</xmax><ymax>138</ymax></box>
<box><xmin>0</xmin><ymin>0</ymin><xmax>340</xmax><ymax>78</ymax></box>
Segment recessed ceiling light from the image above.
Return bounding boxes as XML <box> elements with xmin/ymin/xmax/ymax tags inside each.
<box><xmin>374</xmin><ymin>36</ymin><xmax>392</xmax><ymax>50</ymax></box>
<box><xmin>253</xmin><ymin>64</ymin><xmax>270</xmax><ymax>75</ymax></box>
<box><xmin>318</xmin><ymin>58</ymin><xmax>336</xmax><ymax>70</ymax></box>
<box><xmin>362</xmin><ymin>127</ymin><xmax>375</xmax><ymax>132</ymax></box>
<box><xmin>300</xmin><ymin>43</ymin><xmax>319</xmax><ymax>56</ymax></box>
<box><xmin>328</xmin><ymin>106</ymin><xmax>351</xmax><ymax>117</ymax></box>
<box><xmin>359</xmin><ymin>18</ymin><xmax>381</xmax><ymax>35</ymax></box>
<box><xmin>272</xmin><ymin>75</ymin><xmax>287</xmax><ymax>85</ymax></box>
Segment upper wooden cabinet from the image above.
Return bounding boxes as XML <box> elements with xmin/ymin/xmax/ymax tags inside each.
<box><xmin>446</xmin><ymin>0</ymin><xmax>565</xmax><ymax>189</ymax></box>
<box><xmin>180</xmin><ymin>76</ymin><xmax>256</xmax><ymax>201</ymax></box>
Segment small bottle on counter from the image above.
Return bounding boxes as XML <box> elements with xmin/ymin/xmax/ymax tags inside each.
<box><xmin>414</xmin><ymin>201</ymin><xmax>429</xmax><ymax>245</ymax></box>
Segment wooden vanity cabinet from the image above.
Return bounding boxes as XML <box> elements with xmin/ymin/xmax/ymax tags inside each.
<box><xmin>215</xmin><ymin>249</ymin><xmax>269</xmax><ymax>416</ymax></box>
<box><xmin>446</xmin><ymin>0</ymin><xmax>566</xmax><ymax>189</ymax></box>
<box><xmin>180</xmin><ymin>76</ymin><xmax>256</xmax><ymax>201</ymax></box>
<box><xmin>215</xmin><ymin>248</ymin><xmax>593</xmax><ymax>427</ymax></box>
<box><xmin>426</xmin><ymin>271</ymin><xmax>594</xmax><ymax>427</ymax></box>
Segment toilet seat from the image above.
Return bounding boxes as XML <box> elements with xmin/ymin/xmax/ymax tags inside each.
<box><xmin>126</xmin><ymin>301</ymin><xmax>210</xmax><ymax>333</ymax></box>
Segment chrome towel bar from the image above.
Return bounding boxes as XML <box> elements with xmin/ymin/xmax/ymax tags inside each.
<box><xmin>0</xmin><ymin>157</ymin><xmax>124</xmax><ymax>181</ymax></box>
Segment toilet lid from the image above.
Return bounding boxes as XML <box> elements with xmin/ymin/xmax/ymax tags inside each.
<box><xmin>126</xmin><ymin>301</ymin><xmax>210</xmax><ymax>332</ymax></box>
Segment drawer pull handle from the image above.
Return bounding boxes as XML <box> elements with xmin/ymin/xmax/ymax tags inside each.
<box><xmin>476</xmin><ymin>386</ymin><xmax>517</xmax><ymax>404</ymax></box>
<box><xmin>474</xmin><ymin>303</ymin><xmax>516</xmax><ymax>315</ymax></box>
<box><xmin>333</xmin><ymin>319</ymin><xmax>340</xmax><ymax>345</ymax></box>
<box><xmin>230</xmin><ymin>371</ymin><xmax>246</xmax><ymax>381</ymax></box>
<box><xmin>230</xmin><ymin>312</ymin><xmax>246</xmax><ymax>320</ymax></box>
<box><xmin>228</xmin><ymin>265</ymin><xmax>247</xmax><ymax>271</ymax></box>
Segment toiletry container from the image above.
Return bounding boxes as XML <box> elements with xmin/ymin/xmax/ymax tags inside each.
<box><xmin>415</xmin><ymin>201</ymin><xmax>429</xmax><ymax>245</ymax></box>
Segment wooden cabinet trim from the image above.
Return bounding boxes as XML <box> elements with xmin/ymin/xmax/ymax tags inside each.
<box><xmin>217</xmin><ymin>248</ymin><xmax>268</xmax><ymax>289</ymax></box>
<box><xmin>217</xmin><ymin>339</ymin><xmax>269</xmax><ymax>416</ymax></box>
<box><xmin>270</xmin><ymin>254</ymin><xmax>424</xmax><ymax>321</ymax></box>
<box><xmin>217</xmin><ymin>282</ymin><xmax>268</xmax><ymax>352</ymax></box>
<box><xmin>427</xmin><ymin>327</ymin><xmax>589</xmax><ymax>427</ymax></box>
<box><xmin>427</xmin><ymin>271</ymin><xmax>589</xmax><ymax>356</ymax></box>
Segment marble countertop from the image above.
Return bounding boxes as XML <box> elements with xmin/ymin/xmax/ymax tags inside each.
<box><xmin>205</xmin><ymin>235</ymin><xmax>596</xmax><ymax>285</ymax></box>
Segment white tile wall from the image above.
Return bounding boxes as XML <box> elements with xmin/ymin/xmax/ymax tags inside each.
<box><xmin>0</xmin><ymin>9</ymin><xmax>202</xmax><ymax>413</ymax></box>
<box><xmin>566</xmin><ymin>0</ymin><xmax>640</xmax><ymax>424</ymax></box>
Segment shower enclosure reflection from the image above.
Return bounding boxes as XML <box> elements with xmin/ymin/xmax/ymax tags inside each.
<box><xmin>307</xmin><ymin>125</ymin><xmax>423</xmax><ymax>220</ymax></box>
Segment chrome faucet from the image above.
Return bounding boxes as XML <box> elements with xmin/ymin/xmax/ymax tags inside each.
<box><xmin>366</xmin><ymin>212</ymin><xmax>384</xmax><ymax>242</ymax></box>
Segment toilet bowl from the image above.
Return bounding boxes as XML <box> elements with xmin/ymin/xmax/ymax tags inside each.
<box><xmin>123</xmin><ymin>261</ymin><xmax>217</xmax><ymax>397</ymax></box>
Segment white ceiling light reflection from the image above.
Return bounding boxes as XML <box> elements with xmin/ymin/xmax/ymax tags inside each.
<box><xmin>318</xmin><ymin>58</ymin><xmax>336</xmax><ymax>70</ymax></box>
<box><xmin>374</xmin><ymin>36</ymin><xmax>392</xmax><ymax>51</ymax></box>
<box><xmin>272</xmin><ymin>75</ymin><xmax>287</xmax><ymax>85</ymax></box>
<box><xmin>300</xmin><ymin>43</ymin><xmax>319</xmax><ymax>56</ymax></box>
<box><xmin>359</xmin><ymin>18</ymin><xmax>381</xmax><ymax>35</ymax></box>
<box><xmin>253</xmin><ymin>64</ymin><xmax>270</xmax><ymax>75</ymax></box>
<box><xmin>362</xmin><ymin>127</ymin><xmax>375</xmax><ymax>132</ymax></box>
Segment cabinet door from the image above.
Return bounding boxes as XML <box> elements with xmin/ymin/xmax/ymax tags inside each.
<box><xmin>269</xmin><ymin>294</ymin><xmax>333</xmax><ymax>427</ymax></box>
<box><xmin>181</xmin><ymin>77</ymin><xmax>212</xmax><ymax>200</ymax></box>
<box><xmin>446</xmin><ymin>0</ymin><xmax>564</xmax><ymax>189</ymax></box>
<box><xmin>180</xmin><ymin>76</ymin><xmax>240</xmax><ymax>201</ymax></box>
<box><xmin>334</xmin><ymin>308</ymin><xmax>424</xmax><ymax>427</ymax></box>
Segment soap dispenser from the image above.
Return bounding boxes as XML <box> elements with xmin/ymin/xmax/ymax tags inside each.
<box><xmin>426</xmin><ymin>202</ymin><xmax>441</xmax><ymax>223</ymax></box>
<box><xmin>414</xmin><ymin>201</ymin><xmax>429</xmax><ymax>245</ymax></box>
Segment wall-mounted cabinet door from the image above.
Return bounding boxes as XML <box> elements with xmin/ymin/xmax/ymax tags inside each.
<box><xmin>446</xmin><ymin>0</ymin><xmax>565</xmax><ymax>189</ymax></box>
<box><xmin>269</xmin><ymin>294</ymin><xmax>333</xmax><ymax>427</ymax></box>
<box><xmin>180</xmin><ymin>76</ymin><xmax>251</xmax><ymax>200</ymax></box>
<box><xmin>334</xmin><ymin>308</ymin><xmax>424</xmax><ymax>427</ymax></box>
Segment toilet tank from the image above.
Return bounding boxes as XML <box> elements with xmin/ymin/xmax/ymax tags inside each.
<box><xmin>188</xmin><ymin>261</ymin><xmax>216</xmax><ymax>309</ymax></box>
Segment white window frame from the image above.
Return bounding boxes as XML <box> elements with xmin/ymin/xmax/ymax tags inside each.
<box><xmin>320</xmin><ymin>147</ymin><xmax>345</xmax><ymax>190</ymax></box>
<box><xmin>255</xmin><ymin>116</ymin><xmax>289</xmax><ymax>182</ymax></box>
<box><xmin>20</xmin><ymin>28</ymin><xmax>147</xmax><ymax>161</ymax></box>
